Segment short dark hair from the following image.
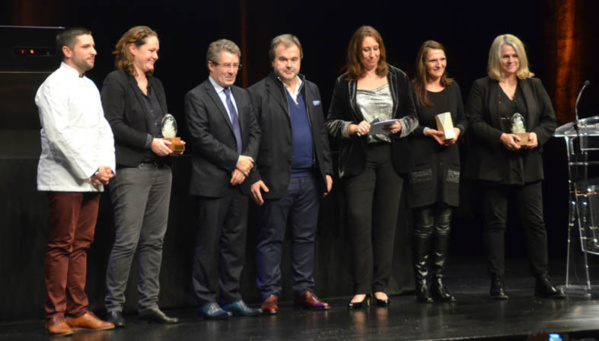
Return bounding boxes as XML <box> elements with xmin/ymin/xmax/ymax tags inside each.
<box><xmin>56</xmin><ymin>27</ymin><xmax>92</xmax><ymax>61</ymax></box>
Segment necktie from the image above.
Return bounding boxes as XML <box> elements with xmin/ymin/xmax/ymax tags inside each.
<box><xmin>224</xmin><ymin>87</ymin><xmax>242</xmax><ymax>154</ymax></box>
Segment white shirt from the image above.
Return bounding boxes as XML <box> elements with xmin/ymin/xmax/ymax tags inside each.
<box><xmin>209</xmin><ymin>76</ymin><xmax>239</xmax><ymax>124</ymax></box>
<box><xmin>35</xmin><ymin>62</ymin><xmax>115</xmax><ymax>192</ymax></box>
<box><xmin>282</xmin><ymin>76</ymin><xmax>303</xmax><ymax>105</ymax></box>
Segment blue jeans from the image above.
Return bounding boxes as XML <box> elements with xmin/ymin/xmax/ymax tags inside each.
<box><xmin>256</xmin><ymin>175</ymin><xmax>320</xmax><ymax>300</ymax></box>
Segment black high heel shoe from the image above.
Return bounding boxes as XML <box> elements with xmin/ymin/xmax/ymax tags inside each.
<box><xmin>348</xmin><ymin>294</ymin><xmax>370</xmax><ymax>309</ymax></box>
<box><xmin>374</xmin><ymin>293</ymin><xmax>390</xmax><ymax>307</ymax></box>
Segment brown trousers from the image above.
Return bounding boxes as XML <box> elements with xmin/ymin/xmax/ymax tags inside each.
<box><xmin>44</xmin><ymin>192</ymin><xmax>100</xmax><ymax>319</ymax></box>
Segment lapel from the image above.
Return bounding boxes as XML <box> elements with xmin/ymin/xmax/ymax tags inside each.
<box><xmin>518</xmin><ymin>79</ymin><xmax>537</xmax><ymax>131</ymax></box>
<box><xmin>203</xmin><ymin>80</ymin><xmax>235</xmax><ymax>135</ymax></box>
<box><xmin>387</xmin><ymin>69</ymin><xmax>399</xmax><ymax>118</ymax></box>
<box><xmin>488</xmin><ymin>79</ymin><xmax>502</xmax><ymax>129</ymax></box>
<box><xmin>266</xmin><ymin>76</ymin><xmax>290</xmax><ymax>118</ymax></box>
<box><xmin>127</xmin><ymin>75</ymin><xmax>151</xmax><ymax>131</ymax></box>
<box><xmin>147</xmin><ymin>77</ymin><xmax>166</xmax><ymax>114</ymax></box>
<box><xmin>348</xmin><ymin>81</ymin><xmax>364</xmax><ymax>122</ymax></box>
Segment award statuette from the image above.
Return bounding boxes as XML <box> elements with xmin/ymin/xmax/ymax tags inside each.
<box><xmin>510</xmin><ymin>112</ymin><xmax>531</xmax><ymax>146</ymax></box>
<box><xmin>161</xmin><ymin>113</ymin><xmax>185</xmax><ymax>152</ymax></box>
<box><xmin>435</xmin><ymin>112</ymin><xmax>455</xmax><ymax>140</ymax></box>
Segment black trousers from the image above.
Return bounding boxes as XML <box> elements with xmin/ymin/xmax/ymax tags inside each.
<box><xmin>344</xmin><ymin>143</ymin><xmax>404</xmax><ymax>294</ymax></box>
<box><xmin>482</xmin><ymin>181</ymin><xmax>548</xmax><ymax>278</ymax></box>
<box><xmin>192</xmin><ymin>188</ymin><xmax>248</xmax><ymax>306</ymax></box>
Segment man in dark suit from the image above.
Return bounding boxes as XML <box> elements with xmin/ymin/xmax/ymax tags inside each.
<box><xmin>247</xmin><ymin>34</ymin><xmax>333</xmax><ymax>314</ymax></box>
<box><xmin>185</xmin><ymin>39</ymin><xmax>261</xmax><ymax>319</ymax></box>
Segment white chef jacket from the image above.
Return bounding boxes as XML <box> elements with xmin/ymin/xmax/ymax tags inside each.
<box><xmin>35</xmin><ymin>62</ymin><xmax>115</xmax><ymax>192</ymax></box>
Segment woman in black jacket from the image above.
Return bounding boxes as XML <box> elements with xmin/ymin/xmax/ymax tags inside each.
<box><xmin>327</xmin><ymin>26</ymin><xmax>417</xmax><ymax>308</ymax></box>
<box><xmin>408</xmin><ymin>40</ymin><xmax>465</xmax><ymax>303</ymax></box>
<box><xmin>465</xmin><ymin>34</ymin><xmax>564</xmax><ymax>300</ymax></box>
<box><xmin>102</xmin><ymin>26</ymin><xmax>182</xmax><ymax>327</ymax></box>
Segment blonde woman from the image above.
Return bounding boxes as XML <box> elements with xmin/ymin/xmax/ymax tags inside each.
<box><xmin>464</xmin><ymin>34</ymin><xmax>564</xmax><ymax>300</ymax></box>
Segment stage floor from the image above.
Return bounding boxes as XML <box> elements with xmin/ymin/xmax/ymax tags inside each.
<box><xmin>2</xmin><ymin>257</ymin><xmax>599</xmax><ymax>341</ymax></box>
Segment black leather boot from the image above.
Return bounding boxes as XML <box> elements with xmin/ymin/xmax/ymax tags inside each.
<box><xmin>490</xmin><ymin>275</ymin><xmax>508</xmax><ymax>299</ymax></box>
<box><xmin>413</xmin><ymin>233</ymin><xmax>433</xmax><ymax>303</ymax></box>
<box><xmin>535</xmin><ymin>275</ymin><xmax>566</xmax><ymax>299</ymax></box>
<box><xmin>430</xmin><ymin>230</ymin><xmax>456</xmax><ymax>302</ymax></box>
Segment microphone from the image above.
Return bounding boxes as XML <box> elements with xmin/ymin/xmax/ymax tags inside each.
<box><xmin>574</xmin><ymin>80</ymin><xmax>590</xmax><ymax>128</ymax></box>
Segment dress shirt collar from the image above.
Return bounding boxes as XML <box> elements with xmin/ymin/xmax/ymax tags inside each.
<box><xmin>60</xmin><ymin>61</ymin><xmax>87</xmax><ymax>78</ymax></box>
<box><xmin>209</xmin><ymin>76</ymin><xmax>227</xmax><ymax>94</ymax></box>
<box><xmin>280</xmin><ymin>76</ymin><xmax>303</xmax><ymax>104</ymax></box>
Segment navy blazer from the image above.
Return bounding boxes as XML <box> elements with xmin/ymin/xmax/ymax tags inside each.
<box><xmin>464</xmin><ymin>76</ymin><xmax>557</xmax><ymax>183</ymax></box>
<box><xmin>184</xmin><ymin>79</ymin><xmax>261</xmax><ymax>197</ymax></box>
<box><xmin>101</xmin><ymin>70</ymin><xmax>168</xmax><ymax>168</ymax></box>
<box><xmin>247</xmin><ymin>72</ymin><xmax>333</xmax><ymax>199</ymax></box>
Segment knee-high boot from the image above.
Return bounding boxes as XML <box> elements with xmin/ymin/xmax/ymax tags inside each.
<box><xmin>431</xmin><ymin>229</ymin><xmax>456</xmax><ymax>302</ymax></box>
<box><xmin>413</xmin><ymin>232</ymin><xmax>433</xmax><ymax>303</ymax></box>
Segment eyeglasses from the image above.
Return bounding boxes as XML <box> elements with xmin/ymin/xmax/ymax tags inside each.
<box><xmin>211</xmin><ymin>61</ymin><xmax>242</xmax><ymax>70</ymax></box>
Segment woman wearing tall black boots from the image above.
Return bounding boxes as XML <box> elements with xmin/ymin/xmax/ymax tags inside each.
<box><xmin>408</xmin><ymin>41</ymin><xmax>465</xmax><ymax>303</ymax></box>
<box><xmin>465</xmin><ymin>34</ymin><xmax>565</xmax><ymax>299</ymax></box>
<box><xmin>327</xmin><ymin>26</ymin><xmax>417</xmax><ymax>308</ymax></box>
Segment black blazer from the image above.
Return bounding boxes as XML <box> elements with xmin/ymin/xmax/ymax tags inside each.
<box><xmin>101</xmin><ymin>70</ymin><xmax>168</xmax><ymax>168</ymax></box>
<box><xmin>326</xmin><ymin>65</ymin><xmax>417</xmax><ymax>178</ymax></box>
<box><xmin>184</xmin><ymin>79</ymin><xmax>261</xmax><ymax>198</ymax></box>
<box><xmin>464</xmin><ymin>77</ymin><xmax>557</xmax><ymax>183</ymax></box>
<box><xmin>247</xmin><ymin>72</ymin><xmax>333</xmax><ymax>199</ymax></box>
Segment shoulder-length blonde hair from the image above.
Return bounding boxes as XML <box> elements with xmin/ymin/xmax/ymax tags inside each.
<box><xmin>487</xmin><ymin>34</ymin><xmax>533</xmax><ymax>80</ymax></box>
<box><xmin>346</xmin><ymin>26</ymin><xmax>388</xmax><ymax>82</ymax></box>
<box><xmin>412</xmin><ymin>40</ymin><xmax>453</xmax><ymax>107</ymax></box>
<box><xmin>113</xmin><ymin>26</ymin><xmax>158</xmax><ymax>77</ymax></box>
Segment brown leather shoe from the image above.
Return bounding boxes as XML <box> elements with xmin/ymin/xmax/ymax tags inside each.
<box><xmin>294</xmin><ymin>291</ymin><xmax>330</xmax><ymax>310</ymax></box>
<box><xmin>46</xmin><ymin>316</ymin><xmax>73</xmax><ymax>336</ymax></box>
<box><xmin>66</xmin><ymin>312</ymin><xmax>115</xmax><ymax>330</ymax></box>
<box><xmin>261</xmin><ymin>294</ymin><xmax>278</xmax><ymax>315</ymax></box>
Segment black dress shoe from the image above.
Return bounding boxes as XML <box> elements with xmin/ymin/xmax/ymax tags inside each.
<box><xmin>198</xmin><ymin>303</ymin><xmax>232</xmax><ymax>320</ymax></box>
<box><xmin>106</xmin><ymin>310</ymin><xmax>126</xmax><ymax>328</ymax></box>
<box><xmin>535</xmin><ymin>275</ymin><xmax>567</xmax><ymax>299</ymax></box>
<box><xmin>139</xmin><ymin>308</ymin><xmax>179</xmax><ymax>324</ymax></box>
<box><xmin>348</xmin><ymin>294</ymin><xmax>370</xmax><ymax>309</ymax></box>
<box><xmin>221</xmin><ymin>301</ymin><xmax>262</xmax><ymax>316</ymax></box>
<box><xmin>490</xmin><ymin>276</ymin><xmax>508</xmax><ymax>300</ymax></box>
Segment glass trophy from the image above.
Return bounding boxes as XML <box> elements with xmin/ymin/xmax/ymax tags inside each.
<box><xmin>161</xmin><ymin>113</ymin><xmax>185</xmax><ymax>152</ymax></box>
<box><xmin>510</xmin><ymin>113</ymin><xmax>531</xmax><ymax>146</ymax></box>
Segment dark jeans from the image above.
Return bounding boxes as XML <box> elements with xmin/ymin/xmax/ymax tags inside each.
<box><xmin>105</xmin><ymin>163</ymin><xmax>172</xmax><ymax>312</ymax></box>
<box><xmin>256</xmin><ymin>175</ymin><xmax>320</xmax><ymax>300</ymax></box>
<box><xmin>45</xmin><ymin>192</ymin><xmax>100</xmax><ymax>319</ymax></box>
<box><xmin>192</xmin><ymin>188</ymin><xmax>248</xmax><ymax>306</ymax></box>
<box><xmin>344</xmin><ymin>143</ymin><xmax>403</xmax><ymax>294</ymax></box>
<box><xmin>482</xmin><ymin>181</ymin><xmax>548</xmax><ymax>278</ymax></box>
